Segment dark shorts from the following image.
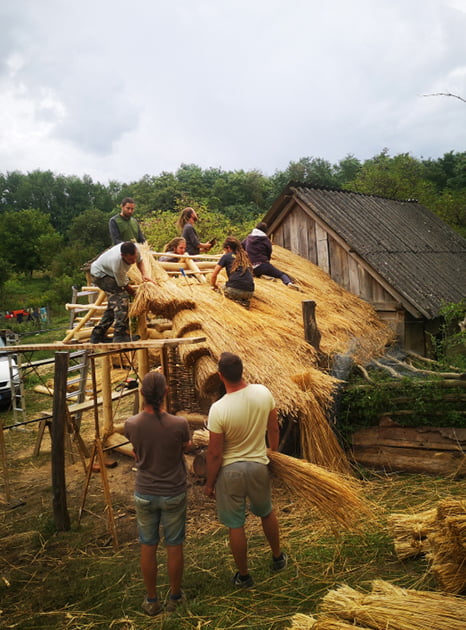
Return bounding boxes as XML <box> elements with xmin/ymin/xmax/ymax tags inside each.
<box><xmin>134</xmin><ymin>491</ymin><xmax>187</xmax><ymax>546</ymax></box>
<box><xmin>215</xmin><ymin>461</ymin><xmax>272</xmax><ymax>529</ymax></box>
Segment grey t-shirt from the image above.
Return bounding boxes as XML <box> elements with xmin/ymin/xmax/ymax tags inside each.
<box><xmin>124</xmin><ymin>410</ymin><xmax>190</xmax><ymax>496</ymax></box>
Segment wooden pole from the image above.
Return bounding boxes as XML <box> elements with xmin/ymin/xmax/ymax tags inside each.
<box><xmin>51</xmin><ymin>351</ymin><xmax>71</xmax><ymax>531</ymax></box>
<box><xmin>0</xmin><ymin>415</ymin><xmax>11</xmax><ymax>503</ymax></box>
<box><xmin>62</xmin><ymin>289</ymin><xmax>106</xmax><ymax>343</ymax></box>
<box><xmin>100</xmin><ymin>354</ymin><xmax>113</xmax><ymax>436</ymax></box>
<box><xmin>302</xmin><ymin>300</ymin><xmax>321</xmax><ymax>352</ymax></box>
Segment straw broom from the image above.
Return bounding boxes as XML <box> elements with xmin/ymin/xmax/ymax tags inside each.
<box><xmin>320</xmin><ymin>580</ymin><xmax>466</xmax><ymax>630</ymax></box>
<box><xmin>267</xmin><ymin>451</ymin><xmax>373</xmax><ymax>530</ymax></box>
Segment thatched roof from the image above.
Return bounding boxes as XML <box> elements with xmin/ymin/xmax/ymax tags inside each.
<box><xmin>128</xmin><ymin>243</ymin><xmax>392</xmax><ymax>474</ymax></box>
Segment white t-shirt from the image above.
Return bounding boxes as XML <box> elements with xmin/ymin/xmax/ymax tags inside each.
<box><xmin>207</xmin><ymin>384</ymin><xmax>275</xmax><ymax>467</ymax></box>
<box><xmin>90</xmin><ymin>244</ymin><xmax>141</xmax><ymax>288</ymax></box>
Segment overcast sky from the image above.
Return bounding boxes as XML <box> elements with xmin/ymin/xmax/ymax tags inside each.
<box><xmin>1</xmin><ymin>0</ymin><xmax>465</xmax><ymax>184</ymax></box>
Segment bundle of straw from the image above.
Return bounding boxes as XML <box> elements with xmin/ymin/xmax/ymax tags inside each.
<box><xmin>387</xmin><ymin>508</ymin><xmax>437</xmax><ymax>559</ymax></box>
<box><xmin>129</xmin><ymin>281</ymin><xmax>195</xmax><ymax>319</ymax></box>
<box><xmin>320</xmin><ymin>580</ymin><xmax>466</xmax><ymax>629</ymax></box>
<box><xmin>192</xmin><ymin>428</ymin><xmax>209</xmax><ymax>448</ymax></box>
<box><xmin>267</xmin><ymin>451</ymin><xmax>373</xmax><ymax>529</ymax></box>
<box><xmin>427</xmin><ymin>498</ymin><xmax>466</xmax><ymax>593</ymax></box>
<box><xmin>289</xmin><ymin>614</ymin><xmax>371</xmax><ymax>629</ymax></box>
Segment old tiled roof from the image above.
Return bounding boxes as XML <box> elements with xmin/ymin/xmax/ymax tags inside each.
<box><xmin>264</xmin><ymin>184</ymin><xmax>466</xmax><ymax>319</ymax></box>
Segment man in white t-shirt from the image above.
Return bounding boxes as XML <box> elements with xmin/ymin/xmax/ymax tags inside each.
<box><xmin>90</xmin><ymin>241</ymin><xmax>151</xmax><ymax>343</ymax></box>
<box><xmin>205</xmin><ymin>352</ymin><xmax>288</xmax><ymax>589</ymax></box>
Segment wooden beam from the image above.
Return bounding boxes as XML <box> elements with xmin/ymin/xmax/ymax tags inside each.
<box><xmin>4</xmin><ymin>336</ymin><xmax>207</xmax><ymax>352</ymax></box>
<box><xmin>51</xmin><ymin>351</ymin><xmax>71</xmax><ymax>531</ymax></box>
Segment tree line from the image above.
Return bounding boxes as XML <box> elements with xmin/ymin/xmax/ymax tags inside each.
<box><xmin>1</xmin><ymin>149</ymin><xmax>465</xmax><ymax>306</ymax></box>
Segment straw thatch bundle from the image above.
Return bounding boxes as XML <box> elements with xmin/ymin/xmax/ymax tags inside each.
<box><xmin>387</xmin><ymin>507</ymin><xmax>437</xmax><ymax>559</ymax></box>
<box><xmin>427</xmin><ymin>498</ymin><xmax>466</xmax><ymax>593</ymax></box>
<box><xmin>289</xmin><ymin>614</ymin><xmax>318</xmax><ymax>629</ymax></box>
<box><xmin>129</xmin><ymin>279</ymin><xmax>196</xmax><ymax>319</ymax></box>
<box><xmin>320</xmin><ymin>579</ymin><xmax>466</xmax><ymax>630</ymax></box>
<box><xmin>268</xmin><ymin>451</ymin><xmax>373</xmax><ymax>530</ymax></box>
<box><xmin>192</xmin><ymin>428</ymin><xmax>209</xmax><ymax>448</ymax></box>
<box><xmin>289</xmin><ymin>615</ymin><xmax>370</xmax><ymax>630</ymax></box>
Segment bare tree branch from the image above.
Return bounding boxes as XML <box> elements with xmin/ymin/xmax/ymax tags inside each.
<box><xmin>422</xmin><ymin>92</ymin><xmax>466</xmax><ymax>103</ymax></box>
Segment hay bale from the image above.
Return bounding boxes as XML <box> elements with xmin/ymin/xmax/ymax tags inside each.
<box><xmin>428</xmin><ymin>498</ymin><xmax>466</xmax><ymax>593</ymax></box>
<box><xmin>268</xmin><ymin>451</ymin><xmax>373</xmax><ymax>530</ymax></box>
<box><xmin>320</xmin><ymin>580</ymin><xmax>466</xmax><ymax>630</ymax></box>
<box><xmin>387</xmin><ymin>508</ymin><xmax>437</xmax><ymax>559</ymax></box>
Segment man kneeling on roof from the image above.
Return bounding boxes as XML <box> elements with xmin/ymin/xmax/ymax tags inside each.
<box><xmin>210</xmin><ymin>237</ymin><xmax>254</xmax><ymax>309</ymax></box>
<box><xmin>90</xmin><ymin>241</ymin><xmax>153</xmax><ymax>343</ymax></box>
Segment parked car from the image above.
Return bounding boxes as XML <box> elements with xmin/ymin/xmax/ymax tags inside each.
<box><xmin>0</xmin><ymin>337</ymin><xmax>19</xmax><ymax>410</ymax></box>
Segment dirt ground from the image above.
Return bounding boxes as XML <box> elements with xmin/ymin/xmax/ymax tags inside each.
<box><xmin>0</xmin><ymin>401</ymin><xmax>219</xmax><ymax>552</ymax></box>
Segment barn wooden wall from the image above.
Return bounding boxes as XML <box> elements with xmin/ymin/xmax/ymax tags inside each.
<box><xmin>271</xmin><ymin>204</ymin><xmax>428</xmax><ymax>354</ymax></box>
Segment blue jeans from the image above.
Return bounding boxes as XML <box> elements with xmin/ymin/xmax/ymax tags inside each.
<box><xmin>134</xmin><ymin>491</ymin><xmax>187</xmax><ymax>546</ymax></box>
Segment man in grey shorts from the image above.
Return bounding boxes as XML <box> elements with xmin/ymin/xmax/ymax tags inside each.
<box><xmin>204</xmin><ymin>352</ymin><xmax>287</xmax><ymax>588</ymax></box>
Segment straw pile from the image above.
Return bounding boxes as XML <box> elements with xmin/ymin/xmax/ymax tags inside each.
<box><xmin>427</xmin><ymin>498</ymin><xmax>466</xmax><ymax>593</ymax></box>
<box><xmin>387</xmin><ymin>507</ymin><xmax>437</xmax><ymax>559</ymax></box>
<box><xmin>289</xmin><ymin>615</ymin><xmax>368</xmax><ymax>629</ymax></box>
<box><xmin>268</xmin><ymin>451</ymin><xmax>373</xmax><ymax>530</ymax></box>
<box><xmin>388</xmin><ymin>498</ymin><xmax>466</xmax><ymax>593</ymax></box>
<box><xmin>318</xmin><ymin>579</ymin><xmax>466</xmax><ymax>629</ymax></box>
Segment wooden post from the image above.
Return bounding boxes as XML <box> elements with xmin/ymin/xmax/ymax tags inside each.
<box><xmin>302</xmin><ymin>300</ymin><xmax>321</xmax><ymax>352</ymax></box>
<box><xmin>100</xmin><ymin>354</ymin><xmax>113</xmax><ymax>437</ymax></box>
<box><xmin>51</xmin><ymin>351</ymin><xmax>71</xmax><ymax>531</ymax></box>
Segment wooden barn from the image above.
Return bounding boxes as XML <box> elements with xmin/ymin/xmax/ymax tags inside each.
<box><xmin>263</xmin><ymin>184</ymin><xmax>466</xmax><ymax>355</ymax></box>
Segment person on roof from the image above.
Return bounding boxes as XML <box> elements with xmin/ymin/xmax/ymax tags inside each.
<box><xmin>89</xmin><ymin>241</ymin><xmax>152</xmax><ymax>343</ymax></box>
<box><xmin>210</xmin><ymin>237</ymin><xmax>254</xmax><ymax>309</ymax></box>
<box><xmin>159</xmin><ymin>237</ymin><xmax>187</xmax><ymax>262</ymax></box>
<box><xmin>242</xmin><ymin>222</ymin><xmax>299</xmax><ymax>289</ymax></box>
<box><xmin>109</xmin><ymin>197</ymin><xmax>146</xmax><ymax>245</ymax></box>
<box><xmin>176</xmin><ymin>207</ymin><xmax>212</xmax><ymax>256</ymax></box>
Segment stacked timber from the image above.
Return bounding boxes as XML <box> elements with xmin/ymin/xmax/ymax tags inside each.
<box><xmin>352</xmin><ymin>416</ymin><xmax>466</xmax><ymax>476</ymax></box>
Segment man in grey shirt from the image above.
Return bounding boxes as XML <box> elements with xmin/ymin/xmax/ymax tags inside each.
<box><xmin>89</xmin><ymin>241</ymin><xmax>151</xmax><ymax>343</ymax></box>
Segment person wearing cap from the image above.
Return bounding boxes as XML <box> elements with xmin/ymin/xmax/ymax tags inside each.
<box><xmin>122</xmin><ymin>371</ymin><xmax>192</xmax><ymax>616</ymax></box>
<box><xmin>176</xmin><ymin>207</ymin><xmax>212</xmax><ymax>255</ymax></box>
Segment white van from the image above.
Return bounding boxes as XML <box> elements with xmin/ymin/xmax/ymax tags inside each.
<box><xmin>0</xmin><ymin>337</ymin><xmax>19</xmax><ymax>410</ymax></box>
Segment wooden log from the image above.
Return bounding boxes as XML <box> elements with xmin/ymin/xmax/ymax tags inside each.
<box><xmin>352</xmin><ymin>425</ymin><xmax>466</xmax><ymax>452</ymax></box>
<box><xmin>62</xmin><ymin>289</ymin><xmax>107</xmax><ymax>343</ymax></box>
<box><xmin>65</xmin><ymin>303</ymin><xmax>107</xmax><ymax>312</ymax></box>
<box><xmin>176</xmin><ymin>411</ymin><xmax>208</xmax><ymax>428</ymax></box>
<box><xmin>184</xmin><ymin>256</ymin><xmax>207</xmax><ymax>283</ymax></box>
<box><xmin>192</xmin><ymin>451</ymin><xmax>207</xmax><ymax>477</ymax></box>
<box><xmin>99</xmin><ymin>354</ymin><xmax>113</xmax><ymax>437</ymax></box>
<box><xmin>302</xmin><ymin>300</ymin><xmax>321</xmax><ymax>351</ymax></box>
<box><xmin>351</xmin><ymin>444</ymin><xmax>466</xmax><ymax>476</ymax></box>
<box><xmin>105</xmin><ymin>432</ymin><xmax>134</xmax><ymax>457</ymax></box>
<box><xmin>51</xmin><ymin>351</ymin><xmax>71</xmax><ymax>531</ymax></box>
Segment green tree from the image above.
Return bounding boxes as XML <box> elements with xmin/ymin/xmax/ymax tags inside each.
<box><xmin>68</xmin><ymin>207</ymin><xmax>112</xmax><ymax>253</ymax></box>
<box><xmin>347</xmin><ymin>150</ymin><xmax>435</xmax><ymax>200</ymax></box>
<box><xmin>0</xmin><ymin>209</ymin><xmax>62</xmax><ymax>276</ymax></box>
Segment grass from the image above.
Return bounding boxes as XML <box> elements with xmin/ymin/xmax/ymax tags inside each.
<box><xmin>1</xmin><ymin>441</ymin><xmax>464</xmax><ymax>630</ymax></box>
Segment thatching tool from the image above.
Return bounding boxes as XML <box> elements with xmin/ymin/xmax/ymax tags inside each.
<box><xmin>180</xmin><ymin>268</ymin><xmax>194</xmax><ymax>294</ymax></box>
